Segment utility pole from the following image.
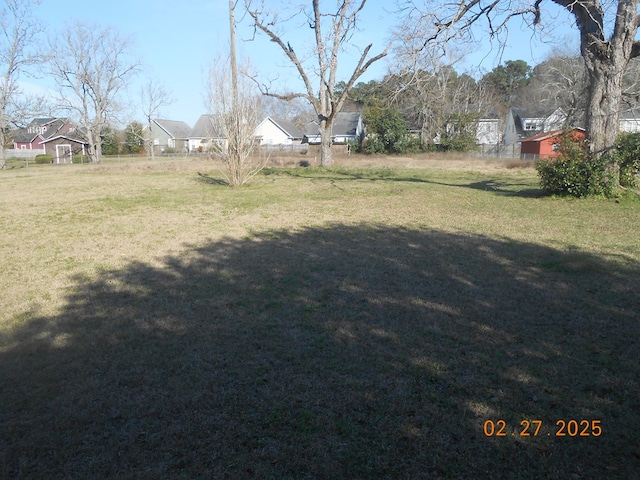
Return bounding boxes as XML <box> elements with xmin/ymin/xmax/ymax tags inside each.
<box><xmin>229</xmin><ymin>1</ymin><xmax>239</xmax><ymax>114</ymax></box>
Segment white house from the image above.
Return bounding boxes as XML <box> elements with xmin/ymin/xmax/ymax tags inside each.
<box><xmin>619</xmin><ymin>110</ymin><xmax>640</xmax><ymax>133</ymax></box>
<box><xmin>254</xmin><ymin>117</ymin><xmax>303</xmax><ymax>145</ymax></box>
<box><xmin>303</xmin><ymin>111</ymin><xmax>364</xmax><ymax>144</ymax></box>
<box><xmin>476</xmin><ymin>118</ymin><xmax>501</xmax><ymax>145</ymax></box>
<box><xmin>188</xmin><ymin>114</ymin><xmax>226</xmax><ymax>152</ymax></box>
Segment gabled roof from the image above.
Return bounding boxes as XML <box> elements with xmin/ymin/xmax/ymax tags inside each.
<box><xmin>41</xmin><ymin>118</ymin><xmax>70</xmax><ymax>140</ymax></box>
<box><xmin>303</xmin><ymin>111</ymin><xmax>362</xmax><ymax>137</ymax></box>
<box><xmin>304</xmin><ymin>120</ymin><xmax>320</xmax><ymax>137</ymax></box>
<box><xmin>332</xmin><ymin>111</ymin><xmax>361</xmax><ymax>136</ymax></box>
<box><xmin>520</xmin><ymin>127</ymin><xmax>585</xmax><ymax>143</ymax></box>
<box><xmin>14</xmin><ymin>117</ymin><xmax>73</xmax><ymax>144</ymax></box>
<box><xmin>40</xmin><ymin>134</ymin><xmax>89</xmax><ymax>145</ymax></box>
<box><xmin>267</xmin><ymin>117</ymin><xmax>303</xmax><ymax>139</ymax></box>
<box><xmin>153</xmin><ymin>119</ymin><xmax>192</xmax><ymax>139</ymax></box>
<box><xmin>190</xmin><ymin>114</ymin><xmax>225</xmax><ymax>138</ymax></box>
<box><xmin>29</xmin><ymin>117</ymin><xmax>57</xmax><ymax>127</ymax></box>
<box><xmin>13</xmin><ymin>130</ymin><xmax>42</xmax><ymax>144</ymax></box>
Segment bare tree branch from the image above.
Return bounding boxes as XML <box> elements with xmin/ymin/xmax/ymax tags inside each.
<box><xmin>48</xmin><ymin>23</ymin><xmax>140</xmax><ymax>163</ymax></box>
<box><xmin>0</xmin><ymin>0</ymin><xmax>45</xmax><ymax>168</ymax></box>
<box><xmin>245</xmin><ymin>0</ymin><xmax>388</xmax><ymax>166</ymax></box>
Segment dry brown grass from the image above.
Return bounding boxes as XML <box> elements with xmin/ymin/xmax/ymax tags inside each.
<box><xmin>1</xmin><ymin>156</ymin><xmax>639</xmax><ymax>479</ymax></box>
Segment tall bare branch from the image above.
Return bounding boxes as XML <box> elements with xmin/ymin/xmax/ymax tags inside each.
<box><xmin>245</xmin><ymin>0</ymin><xmax>388</xmax><ymax>166</ymax></box>
<box><xmin>0</xmin><ymin>0</ymin><xmax>45</xmax><ymax>168</ymax></box>
<box><xmin>48</xmin><ymin>23</ymin><xmax>140</xmax><ymax>163</ymax></box>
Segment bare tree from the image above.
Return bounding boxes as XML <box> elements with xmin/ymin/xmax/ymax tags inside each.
<box><xmin>390</xmin><ymin>34</ymin><xmax>492</xmax><ymax>146</ymax></box>
<box><xmin>404</xmin><ymin>0</ymin><xmax>640</xmax><ymax>185</ymax></box>
<box><xmin>48</xmin><ymin>23</ymin><xmax>139</xmax><ymax>163</ymax></box>
<box><xmin>206</xmin><ymin>58</ymin><xmax>265</xmax><ymax>186</ymax></box>
<box><xmin>527</xmin><ymin>52</ymin><xmax>587</xmax><ymax>126</ymax></box>
<box><xmin>245</xmin><ymin>0</ymin><xmax>388</xmax><ymax>166</ymax></box>
<box><xmin>0</xmin><ymin>0</ymin><xmax>45</xmax><ymax>168</ymax></box>
<box><xmin>140</xmin><ymin>80</ymin><xmax>173</xmax><ymax>161</ymax></box>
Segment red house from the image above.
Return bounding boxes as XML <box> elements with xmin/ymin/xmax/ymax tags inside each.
<box><xmin>520</xmin><ymin>128</ymin><xmax>586</xmax><ymax>160</ymax></box>
<box><xmin>12</xmin><ymin>118</ymin><xmax>76</xmax><ymax>151</ymax></box>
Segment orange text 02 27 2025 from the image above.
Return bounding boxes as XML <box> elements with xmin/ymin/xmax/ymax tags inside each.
<box><xmin>483</xmin><ymin>419</ymin><xmax>602</xmax><ymax>437</ymax></box>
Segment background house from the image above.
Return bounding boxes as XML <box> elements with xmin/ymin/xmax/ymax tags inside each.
<box><xmin>188</xmin><ymin>114</ymin><xmax>226</xmax><ymax>152</ymax></box>
<box><xmin>619</xmin><ymin>109</ymin><xmax>640</xmax><ymax>132</ymax></box>
<box><xmin>11</xmin><ymin>118</ymin><xmax>76</xmax><ymax>157</ymax></box>
<box><xmin>254</xmin><ymin>117</ymin><xmax>303</xmax><ymax>145</ymax></box>
<box><xmin>500</xmin><ymin>107</ymin><xmax>568</xmax><ymax>148</ymax></box>
<box><xmin>303</xmin><ymin>111</ymin><xmax>364</xmax><ymax>145</ymax></box>
<box><xmin>145</xmin><ymin>119</ymin><xmax>192</xmax><ymax>153</ymax></box>
<box><xmin>332</xmin><ymin>111</ymin><xmax>364</xmax><ymax>144</ymax></box>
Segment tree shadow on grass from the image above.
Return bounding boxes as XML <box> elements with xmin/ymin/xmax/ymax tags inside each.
<box><xmin>463</xmin><ymin>179</ymin><xmax>544</xmax><ymax>198</ymax></box>
<box><xmin>1</xmin><ymin>225</ymin><xmax>639</xmax><ymax>478</ymax></box>
<box><xmin>266</xmin><ymin>168</ymin><xmax>544</xmax><ymax>198</ymax></box>
<box><xmin>196</xmin><ymin>172</ymin><xmax>229</xmax><ymax>186</ymax></box>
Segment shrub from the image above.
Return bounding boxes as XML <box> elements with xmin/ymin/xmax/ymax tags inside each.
<box><xmin>613</xmin><ymin>132</ymin><xmax>640</xmax><ymax>188</ymax></box>
<box><xmin>361</xmin><ymin>104</ymin><xmax>414</xmax><ymax>154</ymax></box>
<box><xmin>535</xmin><ymin>134</ymin><xmax>615</xmax><ymax>197</ymax></box>
<box><xmin>439</xmin><ymin>113</ymin><xmax>479</xmax><ymax>152</ymax></box>
<box><xmin>34</xmin><ymin>154</ymin><xmax>53</xmax><ymax>164</ymax></box>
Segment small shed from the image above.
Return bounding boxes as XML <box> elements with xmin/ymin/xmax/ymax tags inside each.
<box><xmin>41</xmin><ymin>134</ymin><xmax>89</xmax><ymax>164</ymax></box>
<box><xmin>520</xmin><ymin>128</ymin><xmax>585</xmax><ymax>160</ymax></box>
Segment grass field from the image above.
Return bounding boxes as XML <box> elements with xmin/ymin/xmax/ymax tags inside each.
<box><xmin>1</xmin><ymin>155</ymin><xmax>639</xmax><ymax>479</ymax></box>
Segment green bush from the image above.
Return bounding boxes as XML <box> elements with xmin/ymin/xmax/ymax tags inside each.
<box><xmin>34</xmin><ymin>154</ymin><xmax>53</xmax><ymax>164</ymax></box>
<box><xmin>535</xmin><ymin>134</ymin><xmax>615</xmax><ymax>197</ymax></box>
<box><xmin>361</xmin><ymin>105</ymin><xmax>414</xmax><ymax>154</ymax></box>
<box><xmin>613</xmin><ymin>132</ymin><xmax>640</xmax><ymax>188</ymax></box>
<box><xmin>439</xmin><ymin>113</ymin><xmax>479</xmax><ymax>152</ymax></box>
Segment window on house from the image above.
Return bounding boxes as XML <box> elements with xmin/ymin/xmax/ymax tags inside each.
<box><xmin>525</xmin><ymin>121</ymin><xmax>538</xmax><ymax>131</ymax></box>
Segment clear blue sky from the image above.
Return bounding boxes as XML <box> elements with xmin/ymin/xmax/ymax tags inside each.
<box><xmin>26</xmin><ymin>0</ymin><xmax>578</xmax><ymax>128</ymax></box>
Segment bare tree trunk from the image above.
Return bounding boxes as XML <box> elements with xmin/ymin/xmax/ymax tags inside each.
<box><xmin>319</xmin><ymin>121</ymin><xmax>333</xmax><ymax>167</ymax></box>
<box><xmin>584</xmin><ymin>62</ymin><xmax>623</xmax><ymax>158</ymax></box>
<box><xmin>552</xmin><ymin>0</ymin><xmax>640</xmax><ymax>188</ymax></box>
<box><xmin>149</xmin><ymin>124</ymin><xmax>155</xmax><ymax>161</ymax></box>
<box><xmin>0</xmin><ymin>128</ymin><xmax>7</xmax><ymax>169</ymax></box>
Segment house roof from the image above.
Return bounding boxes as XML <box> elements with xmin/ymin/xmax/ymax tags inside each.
<box><xmin>333</xmin><ymin>111</ymin><xmax>361</xmax><ymax>136</ymax></box>
<box><xmin>520</xmin><ymin>127</ymin><xmax>585</xmax><ymax>143</ymax></box>
<box><xmin>190</xmin><ymin>114</ymin><xmax>225</xmax><ymax>138</ymax></box>
<box><xmin>13</xmin><ymin>131</ymin><xmax>42</xmax><ymax>144</ymax></box>
<box><xmin>304</xmin><ymin>111</ymin><xmax>361</xmax><ymax>137</ymax></box>
<box><xmin>41</xmin><ymin>118</ymin><xmax>70</xmax><ymax>140</ymax></box>
<box><xmin>13</xmin><ymin>117</ymin><xmax>73</xmax><ymax>144</ymax></box>
<box><xmin>154</xmin><ymin>119</ymin><xmax>192</xmax><ymax>139</ymax></box>
<box><xmin>30</xmin><ymin>117</ymin><xmax>57</xmax><ymax>126</ymax></box>
<box><xmin>268</xmin><ymin>117</ymin><xmax>304</xmax><ymax>139</ymax></box>
<box><xmin>40</xmin><ymin>134</ymin><xmax>89</xmax><ymax>145</ymax></box>
<box><xmin>619</xmin><ymin>109</ymin><xmax>640</xmax><ymax>120</ymax></box>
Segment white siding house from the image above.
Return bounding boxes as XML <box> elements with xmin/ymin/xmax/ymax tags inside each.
<box><xmin>254</xmin><ymin>117</ymin><xmax>303</xmax><ymax>145</ymax></box>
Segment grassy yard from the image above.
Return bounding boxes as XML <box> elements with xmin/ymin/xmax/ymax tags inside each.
<box><xmin>1</xmin><ymin>156</ymin><xmax>639</xmax><ymax>479</ymax></box>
